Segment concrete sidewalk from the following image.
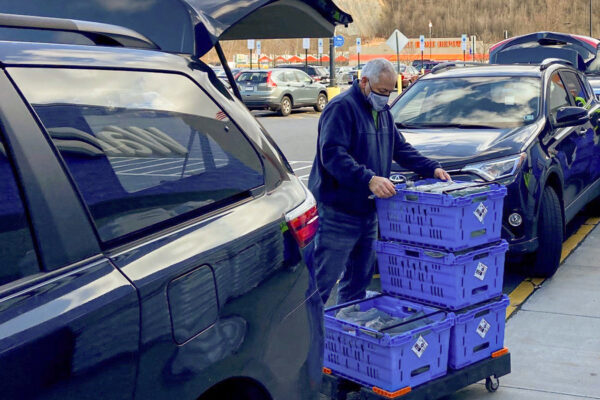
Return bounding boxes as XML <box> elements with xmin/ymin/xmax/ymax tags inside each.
<box><xmin>449</xmin><ymin>224</ymin><xmax>600</xmax><ymax>399</ymax></box>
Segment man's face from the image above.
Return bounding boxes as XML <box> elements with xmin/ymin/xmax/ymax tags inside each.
<box><xmin>361</xmin><ymin>72</ymin><xmax>396</xmax><ymax>97</ymax></box>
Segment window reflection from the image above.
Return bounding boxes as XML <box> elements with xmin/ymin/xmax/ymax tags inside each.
<box><xmin>9</xmin><ymin>68</ymin><xmax>264</xmax><ymax>243</ymax></box>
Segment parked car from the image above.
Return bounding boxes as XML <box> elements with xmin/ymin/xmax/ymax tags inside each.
<box><xmin>490</xmin><ymin>32</ymin><xmax>600</xmax><ymax>97</ymax></box>
<box><xmin>0</xmin><ymin>9</ymin><xmax>328</xmax><ymax>400</ymax></box>
<box><xmin>389</xmin><ymin>60</ymin><xmax>600</xmax><ymax>277</ymax></box>
<box><xmin>395</xmin><ymin>64</ymin><xmax>420</xmax><ymax>88</ymax></box>
<box><xmin>276</xmin><ymin>64</ymin><xmax>330</xmax><ymax>85</ymax></box>
<box><xmin>336</xmin><ymin>66</ymin><xmax>354</xmax><ymax>84</ymax></box>
<box><xmin>236</xmin><ymin>69</ymin><xmax>328</xmax><ymax>116</ymax></box>
<box><xmin>412</xmin><ymin>59</ymin><xmax>432</xmax><ymax>69</ymax></box>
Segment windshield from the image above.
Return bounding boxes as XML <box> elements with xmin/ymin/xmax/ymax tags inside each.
<box><xmin>391</xmin><ymin>76</ymin><xmax>541</xmax><ymax>129</ymax></box>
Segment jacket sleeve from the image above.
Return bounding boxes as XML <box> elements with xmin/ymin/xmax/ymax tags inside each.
<box><xmin>319</xmin><ymin>102</ymin><xmax>376</xmax><ymax>188</ymax></box>
<box><xmin>392</xmin><ymin>127</ymin><xmax>441</xmax><ymax>177</ymax></box>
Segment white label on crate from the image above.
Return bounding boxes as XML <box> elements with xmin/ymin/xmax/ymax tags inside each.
<box><xmin>474</xmin><ymin>202</ymin><xmax>488</xmax><ymax>223</ymax></box>
<box><xmin>474</xmin><ymin>262</ymin><xmax>488</xmax><ymax>281</ymax></box>
<box><xmin>412</xmin><ymin>335</ymin><xmax>428</xmax><ymax>358</ymax></box>
<box><xmin>476</xmin><ymin>318</ymin><xmax>491</xmax><ymax>338</ymax></box>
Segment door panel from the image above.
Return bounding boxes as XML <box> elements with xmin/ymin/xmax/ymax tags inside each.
<box><xmin>0</xmin><ymin>260</ymin><xmax>140</xmax><ymax>399</ymax></box>
<box><xmin>547</xmin><ymin>71</ymin><xmax>592</xmax><ymax>208</ymax></box>
<box><xmin>294</xmin><ymin>71</ymin><xmax>313</xmax><ymax>104</ymax></box>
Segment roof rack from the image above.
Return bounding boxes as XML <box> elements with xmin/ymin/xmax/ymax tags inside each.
<box><xmin>0</xmin><ymin>13</ymin><xmax>159</xmax><ymax>50</ymax></box>
<box><xmin>430</xmin><ymin>61</ymin><xmax>489</xmax><ymax>74</ymax></box>
<box><xmin>539</xmin><ymin>58</ymin><xmax>574</xmax><ymax>70</ymax></box>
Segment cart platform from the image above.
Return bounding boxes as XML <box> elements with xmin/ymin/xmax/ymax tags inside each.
<box><xmin>321</xmin><ymin>349</ymin><xmax>511</xmax><ymax>400</ymax></box>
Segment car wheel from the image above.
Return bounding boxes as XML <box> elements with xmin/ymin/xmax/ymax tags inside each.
<box><xmin>529</xmin><ymin>186</ymin><xmax>563</xmax><ymax>277</ymax></box>
<box><xmin>314</xmin><ymin>93</ymin><xmax>328</xmax><ymax>112</ymax></box>
<box><xmin>279</xmin><ymin>96</ymin><xmax>292</xmax><ymax>116</ymax></box>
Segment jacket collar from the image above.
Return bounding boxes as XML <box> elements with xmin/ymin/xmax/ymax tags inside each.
<box><xmin>351</xmin><ymin>79</ymin><xmax>371</xmax><ymax>108</ymax></box>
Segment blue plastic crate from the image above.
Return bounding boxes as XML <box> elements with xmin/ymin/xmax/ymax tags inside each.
<box><xmin>449</xmin><ymin>295</ymin><xmax>509</xmax><ymax>370</ymax></box>
<box><xmin>375</xmin><ymin>240</ymin><xmax>508</xmax><ymax>310</ymax></box>
<box><xmin>376</xmin><ymin>179</ymin><xmax>507</xmax><ymax>251</ymax></box>
<box><xmin>324</xmin><ymin>295</ymin><xmax>454</xmax><ymax>392</ymax></box>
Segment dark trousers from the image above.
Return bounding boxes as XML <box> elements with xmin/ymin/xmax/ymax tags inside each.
<box><xmin>313</xmin><ymin>203</ymin><xmax>378</xmax><ymax>305</ymax></box>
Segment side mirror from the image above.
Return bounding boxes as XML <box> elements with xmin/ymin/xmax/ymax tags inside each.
<box><xmin>553</xmin><ymin>106</ymin><xmax>589</xmax><ymax>128</ymax></box>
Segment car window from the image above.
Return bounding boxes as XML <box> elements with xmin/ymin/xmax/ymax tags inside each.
<box><xmin>392</xmin><ymin>76</ymin><xmax>541</xmax><ymax>128</ymax></box>
<box><xmin>295</xmin><ymin>71</ymin><xmax>312</xmax><ymax>84</ymax></box>
<box><xmin>560</xmin><ymin>71</ymin><xmax>589</xmax><ymax>108</ymax></box>
<box><xmin>237</xmin><ymin>72</ymin><xmax>267</xmax><ymax>84</ymax></box>
<box><xmin>285</xmin><ymin>71</ymin><xmax>298</xmax><ymax>82</ymax></box>
<box><xmin>0</xmin><ymin>136</ymin><xmax>39</xmax><ymax>286</ymax></box>
<box><xmin>274</xmin><ymin>71</ymin><xmax>287</xmax><ymax>82</ymax></box>
<box><xmin>548</xmin><ymin>72</ymin><xmax>571</xmax><ymax>113</ymax></box>
<box><xmin>9</xmin><ymin>68</ymin><xmax>265</xmax><ymax>244</ymax></box>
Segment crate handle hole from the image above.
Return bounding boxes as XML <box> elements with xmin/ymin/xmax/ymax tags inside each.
<box><xmin>411</xmin><ymin>365</ymin><xmax>431</xmax><ymax>377</ymax></box>
<box><xmin>471</xmin><ymin>229</ymin><xmax>487</xmax><ymax>238</ymax></box>
<box><xmin>473</xmin><ymin>342</ymin><xmax>490</xmax><ymax>353</ymax></box>
<box><xmin>405</xmin><ymin>250</ymin><xmax>420</xmax><ymax>258</ymax></box>
<box><xmin>472</xmin><ymin>286</ymin><xmax>488</xmax><ymax>295</ymax></box>
<box><xmin>474</xmin><ymin>308</ymin><xmax>491</xmax><ymax>318</ymax></box>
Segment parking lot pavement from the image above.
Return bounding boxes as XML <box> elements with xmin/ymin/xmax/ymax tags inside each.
<box><xmin>289</xmin><ymin>161</ymin><xmax>312</xmax><ymax>184</ymax></box>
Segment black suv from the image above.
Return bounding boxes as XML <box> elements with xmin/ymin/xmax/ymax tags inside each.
<box><xmin>0</xmin><ymin>0</ymin><xmax>353</xmax><ymax>397</ymax></box>
<box><xmin>390</xmin><ymin>60</ymin><xmax>600</xmax><ymax>277</ymax></box>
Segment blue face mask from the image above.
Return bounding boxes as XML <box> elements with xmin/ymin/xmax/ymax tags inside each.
<box><xmin>367</xmin><ymin>81</ymin><xmax>390</xmax><ymax>111</ymax></box>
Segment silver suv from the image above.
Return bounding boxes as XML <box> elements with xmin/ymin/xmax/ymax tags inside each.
<box><xmin>236</xmin><ymin>68</ymin><xmax>328</xmax><ymax>116</ymax></box>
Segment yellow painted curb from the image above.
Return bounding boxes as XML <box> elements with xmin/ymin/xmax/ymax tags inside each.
<box><xmin>585</xmin><ymin>217</ymin><xmax>600</xmax><ymax>225</ymax></box>
<box><xmin>507</xmin><ymin>217</ymin><xmax>599</xmax><ymax>319</ymax></box>
<box><xmin>326</xmin><ymin>86</ymin><xmax>341</xmax><ymax>100</ymax></box>
<box><xmin>560</xmin><ymin>224</ymin><xmax>595</xmax><ymax>263</ymax></box>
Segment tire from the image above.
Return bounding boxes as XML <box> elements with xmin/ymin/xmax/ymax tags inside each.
<box><xmin>485</xmin><ymin>376</ymin><xmax>500</xmax><ymax>392</ymax></box>
<box><xmin>279</xmin><ymin>96</ymin><xmax>292</xmax><ymax>116</ymax></box>
<box><xmin>529</xmin><ymin>186</ymin><xmax>563</xmax><ymax>277</ymax></box>
<box><xmin>314</xmin><ymin>93</ymin><xmax>328</xmax><ymax>112</ymax></box>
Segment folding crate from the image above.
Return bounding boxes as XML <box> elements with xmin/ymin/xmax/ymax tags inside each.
<box><xmin>376</xmin><ymin>179</ymin><xmax>507</xmax><ymax>251</ymax></box>
<box><xmin>449</xmin><ymin>295</ymin><xmax>510</xmax><ymax>369</ymax></box>
<box><xmin>375</xmin><ymin>240</ymin><xmax>508</xmax><ymax>310</ymax></box>
<box><xmin>324</xmin><ymin>295</ymin><xmax>454</xmax><ymax>392</ymax></box>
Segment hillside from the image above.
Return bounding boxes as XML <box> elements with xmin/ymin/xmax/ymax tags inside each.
<box><xmin>204</xmin><ymin>0</ymin><xmax>600</xmax><ymax>64</ymax></box>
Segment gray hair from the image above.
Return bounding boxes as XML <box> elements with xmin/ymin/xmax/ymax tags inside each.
<box><xmin>361</xmin><ymin>58</ymin><xmax>396</xmax><ymax>84</ymax></box>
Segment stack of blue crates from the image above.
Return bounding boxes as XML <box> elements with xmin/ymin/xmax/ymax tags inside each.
<box><xmin>323</xmin><ymin>179</ymin><xmax>510</xmax><ymax>394</ymax></box>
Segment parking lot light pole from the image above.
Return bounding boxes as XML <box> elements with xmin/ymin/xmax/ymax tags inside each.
<box><xmin>591</xmin><ymin>0</ymin><xmax>593</xmax><ymax>37</ymax></box>
<box><xmin>328</xmin><ymin>37</ymin><xmax>335</xmax><ymax>87</ymax></box>
<box><xmin>429</xmin><ymin>21</ymin><xmax>432</xmax><ymax>59</ymax></box>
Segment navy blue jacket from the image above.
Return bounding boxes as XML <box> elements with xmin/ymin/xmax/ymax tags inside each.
<box><xmin>308</xmin><ymin>81</ymin><xmax>441</xmax><ymax>216</ymax></box>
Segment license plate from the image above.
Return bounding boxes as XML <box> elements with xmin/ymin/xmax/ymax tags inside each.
<box><xmin>245</xmin><ymin>86</ymin><xmax>254</xmax><ymax>91</ymax></box>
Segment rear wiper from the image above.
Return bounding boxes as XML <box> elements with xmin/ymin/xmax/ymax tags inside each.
<box><xmin>416</xmin><ymin>123</ymin><xmax>498</xmax><ymax>129</ymax></box>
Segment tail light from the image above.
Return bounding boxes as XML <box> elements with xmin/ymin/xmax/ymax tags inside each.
<box><xmin>314</xmin><ymin>76</ymin><xmax>321</xmax><ymax>82</ymax></box>
<box><xmin>285</xmin><ymin>189</ymin><xmax>318</xmax><ymax>248</ymax></box>
<box><xmin>267</xmin><ymin>71</ymin><xmax>277</xmax><ymax>88</ymax></box>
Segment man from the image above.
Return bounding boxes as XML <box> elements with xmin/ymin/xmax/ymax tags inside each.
<box><xmin>308</xmin><ymin>58</ymin><xmax>450</xmax><ymax>305</ymax></box>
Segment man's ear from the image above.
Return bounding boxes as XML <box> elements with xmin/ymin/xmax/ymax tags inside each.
<box><xmin>360</xmin><ymin>76</ymin><xmax>368</xmax><ymax>90</ymax></box>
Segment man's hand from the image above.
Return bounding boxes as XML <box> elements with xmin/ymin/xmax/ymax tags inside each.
<box><xmin>434</xmin><ymin>168</ymin><xmax>452</xmax><ymax>181</ymax></box>
<box><xmin>369</xmin><ymin>176</ymin><xmax>397</xmax><ymax>198</ymax></box>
